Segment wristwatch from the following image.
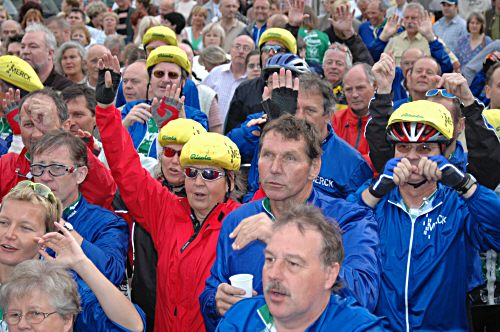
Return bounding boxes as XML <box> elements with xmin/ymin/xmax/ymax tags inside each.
<box><xmin>456</xmin><ymin>173</ymin><xmax>477</xmax><ymax>195</ymax></box>
<box><xmin>64</xmin><ymin>222</ymin><xmax>74</xmax><ymax>231</ymax></box>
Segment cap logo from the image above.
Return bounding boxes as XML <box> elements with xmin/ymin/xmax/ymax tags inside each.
<box><xmin>190</xmin><ymin>153</ymin><xmax>211</xmax><ymax>161</ymax></box>
<box><xmin>157</xmin><ymin>53</ymin><xmax>175</xmax><ymax>60</ymax></box>
<box><xmin>400</xmin><ymin>112</ymin><xmax>423</xmax><ymax>119</ymax></box>
<box><xmin>161</xmin><ymin>135</ymin><xmax>176</xmax><ymax>141</ymax></box>
<box><xmin>6</xmin><ymin>62</ymin><xmax>31</xmax><ymax>81</ymax></box>
<box><xmin>152</xmin><ymin>32</ymin><xmax>166</xmax><ymax>38</ymax></box>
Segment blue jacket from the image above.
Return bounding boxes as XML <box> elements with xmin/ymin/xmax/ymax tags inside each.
<box><xmin>62</xmin><ymin>195</ymin><xmax>133</xmax><ymax>331</ymax></box>
<box><xmin>200</xmin><ymin>188</ymin><xmax>380</xmax><ymax>331</ymax></box>
<box><xmin>215</xmin><ymin>294</ymin><xmax>385</xmax><ymax>332</ymax></box>
<box><xmin>350</xmin><ymin>183</ymin><xmax>500</xmax><ymax>331</ymax></box>
<box><xmin>120</xmin><ymin>99</ymin><xmax>208</xmax><ymax>158</ymax></box>
<box><xmin>228</xmin><ymin>117</ymin><xmax>373</xmax><ymax>202</ymax></box>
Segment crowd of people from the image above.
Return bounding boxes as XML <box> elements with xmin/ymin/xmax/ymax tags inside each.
<box><xmin>0</xmin><ymin>0</ymin><xmax>498</xmax><ymax>331</ymax></box>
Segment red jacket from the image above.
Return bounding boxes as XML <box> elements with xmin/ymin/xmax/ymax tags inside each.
<box><xmin>96</xmin><ymin>104</ymin><xmax>241</xmax><ymax>332</ymax></box>
<box><xmin>0</xmin><ymin>147</ymin><xmax>116</xmax><ymax>208</ymax></box>
<box><xmin>332</xmin><ymin>107</ymin><xmax>373</xmax><ymax>169</ymax></box>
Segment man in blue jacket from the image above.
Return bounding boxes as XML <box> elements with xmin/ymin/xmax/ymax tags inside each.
<box><xmin>30</xmin><ymin>130</ymin><xmax>130</xmax><ymax>331</ymax></box>
<box><xmin>120</xmin><ymin>45</ymin><xmax>207</xmax><ymax>159</ymax></box>
<box><xmin>200</xmin><ymin>115</ymin><xmax>380</xmax><ymax>331</ymax></box>
<box><xmin>215</xmin><ymin>204</ymin><xmax>384</xmax><ymax>331</ymax></box>
<box><xmin>228</xmin><ymin>71</ymin><xmax>373</xmax><ymax>202</ymax></box>
<box><xmin>354</xmin><ymin>100</ymin><xmax>500</xmax><ymax>331</ymax></box>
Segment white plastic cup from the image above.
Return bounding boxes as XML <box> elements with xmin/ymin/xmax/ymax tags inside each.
<box><xmin>229</xmin><ymin>274</ymin><xmax>253</xmax><ymax>298</ymax></box>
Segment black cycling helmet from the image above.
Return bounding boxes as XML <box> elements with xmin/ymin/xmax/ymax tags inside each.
<box><xmin>262</xmin><ymin>53</ymin><xmax>310</xmax><ymax>81</ymax></box>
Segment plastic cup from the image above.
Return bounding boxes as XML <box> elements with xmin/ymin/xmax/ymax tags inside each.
<box><xmin>229</xmin><ymin>274</ymin><xmax>253</xmax><ymax>298</ymax></box>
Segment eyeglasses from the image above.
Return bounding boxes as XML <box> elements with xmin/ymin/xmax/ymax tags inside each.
<box><xmin>184</xmin><ymin>167</ymin><xmax>225</xmax><ymax>181</ymax></box>
<box><xmin>3</xmin><ymin>310</ymin><xmax>58</xmax><ymax>325</ymax></box>
<box><xmin>30</xmin><ymin>163</ymin><xmax>78</xmax><ymax>177</ymax></box>
<box><xmin>12</xmin><ymin>180</ymin><xmax>57</xmax><ymax>204</ymax></box>
<box><xmin>152</xmin><ymin>70</ymin><xmax>180</xmax><ymax>80</ymax></box>
<box><xmin>163</xmin><ymin>147</ymin><xmax>182</xmax><ymax>158</ymax></box>
<box><xmin>233</xmin><ymin>44</ymin><xmax>252</xmax><ymax>52</ymax></box>
<box><xmin>425</xmin><ymin>89</ymin><xmax>459</xmax><ymax>100</ymax></box>
<box><xmin>261</xmin><ymin>45</ymin><xmax>287</xmax><ymax>55</ymax></box>
<box><xmin>395</xmin><ymin>143</ymin><xmax>437</xmax><ymax>155</ymax></box>
<box><xmin>247</xmin><ymin>63</ymin><xmax>260</xmax><ymax>70</ymax></box>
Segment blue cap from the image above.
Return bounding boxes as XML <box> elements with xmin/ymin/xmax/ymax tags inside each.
<box><xmin>441</xmin><ymin>0</ymin><xmax>458</xmax><ymax>4</ymax></box>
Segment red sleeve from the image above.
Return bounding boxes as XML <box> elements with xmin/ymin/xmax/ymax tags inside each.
<box><xmin>95</xmin><ymin>104</ymin><xmax>178</xmax><ymax>237</ymax></box>
<box><xmin>79</xmin><ymin>148</ymin><xmax>116</xmax><ymax>209</ymax></box>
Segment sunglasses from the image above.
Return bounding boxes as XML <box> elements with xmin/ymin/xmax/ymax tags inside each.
<box><xmin>395</xmin><ymin>143</ymin><xmax>437</xmax><ymax>155</ymax></box>
<box><xmin>163</xmin><ymin>147</ymin><xmax>182</xmax><ymax>158</ymax></box>
<box><xmin>184</xmin><ymin>167</ymin><xmax>225</xmax><ymax>181</ymax></box>
<box><xmin>31</xmin><ymin>163</ymin><xmax>78</xmax><ymax>177</ymax></box>
<box><xmin>152</xmin><ymin>70</ymin><xmax>180</xmax><ymax>80</ymax></box>
<box><xmin>12</xmin><ymin>180</ymin><xmax>57</xmax><ymax>204</ymax></box>
<box><xmin>261</xmin><ymin>45</ymin><xmax>287</xmax><ymax>54</ymax></box>
<box><xmin>425</xmin><ymin>89</ymin><xmax>460</xmax><ymax>100</ymax></box>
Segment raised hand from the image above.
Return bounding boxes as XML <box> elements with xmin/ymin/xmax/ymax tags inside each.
<box><xmin>418</xmin><ymin>11</ymin><xmax>435</xmax><ymax>41</ymax></box>
<box><xmin>122</xmin><ymin>103</ymin><xmax>153</xmax><ymax>128</ymax></box>
<box><xmin>379</xmin><ymin>15</ymin><xmax>401</xmax><ymax>42</ymax></box>
<box><xmin>1</xmin><ymin>88</ymin><xmax>20</xmax><ymax>116</ymax></box>
<box><xmin>96</xmin><ymin>53</ymin><xmax>121</xmax><ymax>107</ymax></box>
<box><xmin>150</xmin><ymin>84</ymin><xmax>186</xmax><ymax>129</ymax></box>
<box><xmin>261</xmin><ymin>68</ymin><xmax>299</xmax><ymax>120</ymax></box>
<box><xmin>372</xmin><ymin>53</ymin><xmax>396</xmax><ymax>94</ymax></box>
<box><xmin>287</xmin><ymin>0</ymin><xmax>308</xmax><ymax>27</ymax></box>
<box><xmin>330</xmin><ymin>3</ymin><xmax>355</xmax><ymax>40</ymax></box>
<box><xmin>437</xmin><ymin>73</ymin><xmax>475</xmax><ymax>106</ymax></box>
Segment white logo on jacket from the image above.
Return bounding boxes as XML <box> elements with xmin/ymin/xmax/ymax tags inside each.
<box><xmin>423</xmin><ymin>215</ymin><xmax>447</xmax><ymax>239</ymax></box>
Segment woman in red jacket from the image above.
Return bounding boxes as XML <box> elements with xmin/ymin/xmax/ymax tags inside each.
<box><xmin>94</xmin><ymin>52</ymin><xmax>242</xmax><ymax>331</ymax></box>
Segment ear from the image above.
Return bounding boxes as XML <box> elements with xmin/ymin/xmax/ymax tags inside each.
<box><xmin>323</xmin><ymin>262</ymin><xmax>340</xmax><ymax>290</ymax></box>
<box><xmin>75</xmin><ymin>165</ymin><xmax>88</xmax><ymax>184</ymax></box>
<box><xmin>63</xmin><ymin>314</ymin><xmax>75</xmax><ymax>332</ymax></box>
<box><xmin>485</xmin><ymin>84</ymin><xmax>491</xmax><ymax>99</ymax></box>
<box><xmin>308</xmin><ymin>157</ymin><xmax>321</xmax><ymax>180</ymax></box>
<box><xmin>62</xmin><ymin>119</ymin><xmax>71</xmax><ymax>131</ymax></box>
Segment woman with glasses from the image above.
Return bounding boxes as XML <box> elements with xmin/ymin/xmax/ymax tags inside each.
<box><xmin>0</xmin><ymin>181</ymin><xmax>145</xmax><ymax>332</ymax></box>
<box><xmin>95</xmin><ymin>53</ymin><xmax>241</xmax><ymax>332</ymax></box>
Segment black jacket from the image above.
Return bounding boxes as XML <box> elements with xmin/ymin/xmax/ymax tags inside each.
<box><xmin>323</xmin><ymin>27</ymin><xmax>374</xmax><ymax>65</ymax></box>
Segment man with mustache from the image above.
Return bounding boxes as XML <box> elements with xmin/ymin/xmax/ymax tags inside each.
<box><xmin>215</xmin><ymin>205</ymin><xmax>384</xmax><ymax>331</ymax></box>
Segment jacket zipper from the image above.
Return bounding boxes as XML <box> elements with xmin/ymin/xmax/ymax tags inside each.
<box><xmin>355</xmin><ymin>116</ymin><xmax>362</xmax><ymax>149</ymax></box>
<box><xmin>405</xmin><ymin>218</ymin><xmax>415</xmax><ymax>332</ymax></box>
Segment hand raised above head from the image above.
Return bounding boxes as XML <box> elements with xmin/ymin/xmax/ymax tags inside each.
<box><xmin>96</xmin><ymin>53</ymin><xmax>121</xmax><ymax>107</ymax></box>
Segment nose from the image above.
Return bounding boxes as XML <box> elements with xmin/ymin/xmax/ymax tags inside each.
<box><xmin>16</xmin><ymin>314</ymin><xmax>31</xmax><ymax>329</ymax></box>
<box><xmin>269</xmin><ymin>156</ymin><xmax>282</xmax><ymax>174</ymax></box>
<box><xmin>38</xmin><ymin>168</ymin><xmax>53</xmax><ymax>183</ymax></box>
<box><xmin>267</xmin><ymin>259</ymin><xmax>285</xmax><ymax>280</ymax></box>
<box><xmin>4</xmin><ymin>224</ymin><xmax>17</xmax><ymax>240</ymax></box>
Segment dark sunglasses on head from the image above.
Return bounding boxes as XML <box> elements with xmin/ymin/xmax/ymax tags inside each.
<box><xmin>152</xmin><ymin>70</ymin><xmax>180</xmax><ymax>80</ymax></box>
<box><xmin>163</xmin><ymin>147</ymin><xmax>182</xmax><ymax>158</ymax></box>
<box><xmin>261</xmin><ymin>45</ymin><xmax>287</xmax><ymax>54</ymax></box>
<box><xmin>184</xmin><ymin>167</ymin><xmax>225</xmax><ymax>181</ymax></box>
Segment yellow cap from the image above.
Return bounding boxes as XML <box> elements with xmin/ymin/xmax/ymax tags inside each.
<box><xmin>388</xmin><ymin>100</ymin><xmax>454</xmax><ymax>140</ymax></box>
<box><xmin>180</xmin><ymin>133</ymin><xmax>241</xmax><ymax>171</ymax></box>
<box><xmin>146</xmin><ymin>45</ymin><xmax>191</xmax><ymax>73</ymax></box>
<box><xmin>258</xmin><ymin>28</ymin><xmax>297</xmax><ymax>55</ymax></box>
<box><xmin>483</xmin><ymin>109</ymin><xmax>500</xmax><ymax>138</ymax></box>
<box><xmin>142</xmin><ymin>26</ymin><xmax>178</xmax><ymax>47</ymax></box>
<box><xmin>0</xmin><ymin>56</ymin><xmax>44</xmax><ymax>92</ymax></box>
<box><xmin>158</xmin><ymin>118</ymin><xmax>207</xmax><ymax>147</ymax></box>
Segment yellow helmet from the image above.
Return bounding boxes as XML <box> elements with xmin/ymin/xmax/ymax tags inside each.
<box><xmin>158</xmin><ymin>118</ymin><xmax>207</xmax><ymax>147</ymax></box>
<box><xmin>387</xmin><ymin>100</ymin><xmax>454</xmax><ymax>143</ymax></box>
<box><xmin>180</xmin><ymin>133</ymin><xmax>241</xmax><ymax>171</ymax></box>
<box><xmin>482</xmin><ymin>109</ymin><xmax>500</xmax><ymax>138</ymax></box>
<box><xmin>146</xmin><ymin>45</ymin><xmax>191</xmax><ymax>74</ymax></box>
<box><xmin>0</xmin><ymin>56</ymin><xmax>44</xmax><ymax>92</ymax></box>
<box><xmin>142</xmin><ymin>26</ymin><xmax>178</xmax><ymax>47</ymax></box>
<box><xmin>258</xmin><ymin>28</ymin><xmax>297</xmax><ymax>55</ymax></box>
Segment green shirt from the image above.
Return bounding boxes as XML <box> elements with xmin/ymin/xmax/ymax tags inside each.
<box><xmin>298</xmin><ymin>28</ymin><xmax>330</xmax><ymax>64</ymax></box>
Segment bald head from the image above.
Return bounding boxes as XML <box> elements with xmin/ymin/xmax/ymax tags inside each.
<box><xmin>86</xmin><ymin>44</ymin><xmax>111</xmax><ymax>87</ymax></box>
<box><xmin>231</xmin><ymin>35</ymin><xmax>255</xmax><ymax>67</ymax></box>
<box><xmin>401</xmin><ymin>48</ymin><xmax>425</xmax><ymax>77</ymax></box>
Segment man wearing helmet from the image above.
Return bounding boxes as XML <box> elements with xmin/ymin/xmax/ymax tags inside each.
<box><xmin>119</xmin><ymin>45</ymin><xmax>207</xmax><ymax>159</ymax></box>
<box><xmin>352</xmin><ymin>100</ymin><xmax>500</xmax><ymax>331</ymax></box>
<box><xmin>94</xmin><ymin>53</ymin><xmax>243</xmax><ymax>332</ymax></box>
<box><xmin>224</xmin><ymin>28</ymin><xmax>297</xmax><ymax>134</ymax></box>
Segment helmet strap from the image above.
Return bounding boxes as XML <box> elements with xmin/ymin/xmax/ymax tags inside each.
<box><xmin>409</xmin><ymin>179</ymin><xmax>427</xmax><ymax>189</ymax></box>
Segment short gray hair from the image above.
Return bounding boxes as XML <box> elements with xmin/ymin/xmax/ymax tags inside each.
<box><xmin>0</xmin><ymin>260</ymin><xmax>81</xmax><ymax>320</ymax></box>
<box><xmin>54</xmin><ymin>41</ymin><xmax>87</xmax><ymax>76</ymax></box>
<box><xmin>272</xmin><ymin>204</ymin><xmax>344</xmax><ymax>291</ymax></box>
<box><xmin>25</xmin><ymin>23</ymin><xmax>57</xmax><ymax>51</ymax></box>
<box><xmin>325</xmin><ymin>42</ymin><xmax>353</xmax><ymax>68</ymax></box>
<box><xmin>403</xmin><ymin>2</ymin><xmax>424</xmax><ymax>17</ymax></box>
<box><xmin>299</xmin><ymin>73</ymin><xmax>335</xmax><ymax>115</ymax></box>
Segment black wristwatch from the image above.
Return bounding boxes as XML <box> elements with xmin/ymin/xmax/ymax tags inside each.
<box><xmin>456</xmin><ymin>173</ymin><xmax>477</xmax><ymax>195</ymax></box>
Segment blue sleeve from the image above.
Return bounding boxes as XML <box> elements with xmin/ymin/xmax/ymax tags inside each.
<box><xmin>115</xmin><ymin>81</ymin><xmax>127</xmax><ymax>108</ymax></box>
<box><xmin>429</xmin><ymin>39</ymin><xmax>453</xmax><ymax>74</ymax></box>
<box><xmin>367</xmin><ymin>38</ymin><xmax>388</xmax><ymax>62</ymax></box>
<box><xmin>226</xmin><ymin>112</ymin><xmax>263</xmax><ymax>160</ymax></box>
<box><xmin>391</xmin><ymin>67</ymin><xmax>407</xmax><ymax>102</ymax></box>
<box><xmin>470</xmin><ymin>70</ymin><xmax>486</xmax><ymax>100</ymax></box>
<box><xmin>200</xmin><ymin>215</ymin><xmax>236</xmax><ymax>332</ymax></box>
<box><xmin>346</xmin><ymin>160</ymin><xmax>373</xmax><ymax>195</ymax></box>
<box><xmin>332</xmin><ymin>202</ymin><xmax>380</xmax><ymax>312</ymax></box>
<box><xmin>80</xmin><ymin>215</ymin><xmax>129</xmax><ymax>286</ymax></box>
<box><xmin>185</xmin><ymin>105</ymin><xmax>209</xmax><ymax>131</ymax></box>
<box><xmin>75</xmin><ymin>287</ymin><xmax>146</xmax><ymax>332</ymax></box>
<box><xmin>464</xmin><ymin>185</ymin><xmax>500</xmax><ymax>252</ymax></box>
<box><xmin>183</xmin><ymin>79</ymin><xmax>201</xmax><ymax>111</ymax></box>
